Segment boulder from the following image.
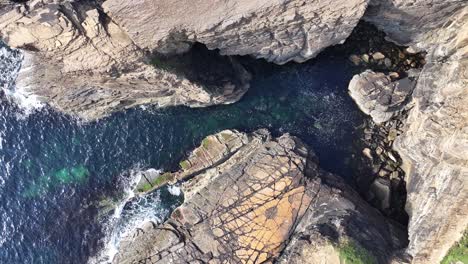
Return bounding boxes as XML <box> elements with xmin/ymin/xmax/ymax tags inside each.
<box><xmin>348</xmin><ymin>70</ymin><xmax>416</xmax><ymax>123</ymax></box>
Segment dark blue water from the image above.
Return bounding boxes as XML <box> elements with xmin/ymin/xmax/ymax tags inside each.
<box><xmin>0</xmin><ymin>43</ymin><xmax>367</xmax><ymax>263</ymax></box>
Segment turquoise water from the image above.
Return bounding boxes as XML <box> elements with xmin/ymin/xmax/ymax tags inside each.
<box><xmin>0</xmin><ymin>43</ymin><xmax>367</xmax><ymax>263</ymax></box>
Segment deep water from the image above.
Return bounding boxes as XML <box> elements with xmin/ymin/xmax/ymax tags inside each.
<box><xmin>0</xmin><ymin>42</ymin><xmax>368</xmax><ymax>263</ymax></box>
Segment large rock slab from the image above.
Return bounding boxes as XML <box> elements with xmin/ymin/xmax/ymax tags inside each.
<box><xmin>366</xmin><ymin>2</ymin><xmax>468</xmax><ymax>263</ymax></box>
<box><xmin>113</xmin><ymin>130</ymin><xmax>406</xmax><ymax>264</ymax></box>
<box><xmin>102</xmin><ymin>0</ymin><xmax>369</xmax><ymax>64</ymax></box>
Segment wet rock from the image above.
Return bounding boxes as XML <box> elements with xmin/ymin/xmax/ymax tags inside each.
<box><xmin>113</xmin><ymin>130</ymin><xmax>407</xmax><ymax>264</ymax></box>
<box><xmin>348</xmin><ymin>70</ymin><xmax>416</xmax><ymax>123</ymax></box>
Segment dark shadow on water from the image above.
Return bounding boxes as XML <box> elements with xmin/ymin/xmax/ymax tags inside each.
<box><xmin>148</xmin><ymin>43</ymin><xmax>250</xmax><ymax>96</ymax></box>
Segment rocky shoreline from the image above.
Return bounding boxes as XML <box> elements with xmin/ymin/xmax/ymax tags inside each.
<box><xmin>0</xmin><ymin>0</ymin><xmax>467</xmax><ymax>263</ymax></box>
<box><xmin>115</xmin><ymin>130</ymin><xmax>408</xmax><ymax>264</ymax></box>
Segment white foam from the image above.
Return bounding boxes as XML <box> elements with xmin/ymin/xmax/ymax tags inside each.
<box><xmin>0</xmin><ymin>46</ymin><xmax>45</xmax><ymax>118</ymax></box>
<box><xmin>4</xmin><ymin>87</ymin><xmax>44</xmax><ymax>117</ymax></box>
<box><xmin>168</xmin><ymin>185</ymin><xmax>182</xmax><ymax>196</ymax></box>
<box><xmin>5</xmin><ymin>52</ymin><xmax>45</xmax><ymax>117</ymax></box>
<box><xmin>88</xmin><ymin>167</ymin><xmax>169</xmax><ymax>264</ymax></box>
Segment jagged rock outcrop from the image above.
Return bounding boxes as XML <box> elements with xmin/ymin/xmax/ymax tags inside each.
<box><xmin>348</xmin><ymin>69</ymin><xmax>416</xmax><ymax>123</ymax></box>
<box><xmin>103</xmin><ymin>0</ymin><xmax>368</xmax><ymax>64</ymax></box>
<box><xmin>365</xmin><ymin>2</ymin><xmax>468</xmax><ymax>263</ymax></box>
<box><xmin>0</xmin><ymin>0</ymin><xmax>250</xmax><ymax>119</ymax></box>
<box><xmin>102</xmin><ymin>0</ymin><xmax>369</xmax><ymax>64</ymax></box>
<box><xmin>0</xmin><ymin>0</ymin><xmax>369</xmax><ymax>119</ymax></box>
<box><xmin>113</xmin><ymin>130</ymin><xmax>406</xmax><ymax>264</ymax></box>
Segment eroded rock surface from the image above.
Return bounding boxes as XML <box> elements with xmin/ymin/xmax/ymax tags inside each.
<box><xmin>0</xmin><ymin>0</ymin><xmax>250</xmax><ymax>119</ymax></box>
<box><xmin>348</xmin><ymin>70</ymin><xmax>415</xmax><ymax>123</ymax></box>
<box><xmin>102</xmin><ymin>0</ymin><xmax>369</xmax><ymax>64</ymax></box>
<box><xmin>113</xmin><ymin>130</ymin><xmax>406</xmax><ymax>264</ymax></box>
<box><xmin>365</xmin><ymin>2</ymin><xmax>468</xmax><ymax>263</ymax></box>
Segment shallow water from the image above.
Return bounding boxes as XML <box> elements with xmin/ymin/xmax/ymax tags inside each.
<box><xmin>0</xmin><ymin>42</ymin><xmax>367</xmax><ymax>263</ymax></box>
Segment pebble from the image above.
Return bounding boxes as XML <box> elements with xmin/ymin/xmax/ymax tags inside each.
<box><xmin>372</xmin><ymin>52</ymin><xmax>385</xmax><ymax>60</ymax></box>
<box><xmin>388</xmin><ymin>129</ymin><xmax>398</xmax><ymax>141</ymax></box>
<box><xmin>388</xmin><ymin>151</ymin><xmax>398</xmax><ymax>163</ymax></box>
<box><xmin>379</xmin><ymin>169</ymin><xmax>389</xmax><ymax>177</ymax></box>
<box><xmin>363</xmin><ymin>148</ymin><xmax>373</xmax><ymax>160</ymax></box>
<box><xmin>375</xmin><ymin>146</ymin><xmax>383</xmax><ymax>155</ymax></box>
<box><xmin>361</xmin><ymin>54</ymin><xmax>370</xmax><ymax>63</ymax></box>
<box><xmin>406</xmin><ymin>46</ymin><xmax>418</xmax><ymax>54</ymax></box>
<box><xmin>390</xmin><ymin>171</ymin><xmax>399</xmax><ymax>179</ymax></box>
<box><xmin>398</xmin><ymin>51</ymin><xmax>406</xmax><ymax>59</ymax></box>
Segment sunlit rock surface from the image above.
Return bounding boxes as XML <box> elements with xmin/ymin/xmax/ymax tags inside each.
<box><xmin>102</xmin><ymin>0</ymin><xmax>369</xmax><ymax>64</ymax></box>
<box><xmin>348</xmin><ymin>70</ymin><xmax>416</xmax><ymax>123</ymax></box>
<box><xmin>113</xmin><ymin>130</ymin><xmax>406</xmax><ymax>264</ymax></box>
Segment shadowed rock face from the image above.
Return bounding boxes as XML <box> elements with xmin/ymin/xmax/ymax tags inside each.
<box><xmin>113</xmin><ymin>130</ymin><xmax>406</xmax><ymax>264</ymax></box>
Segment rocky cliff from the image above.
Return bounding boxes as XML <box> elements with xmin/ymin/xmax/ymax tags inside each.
<box><xmin>0</xmin><ymin>0</ymin><xmax>251</xmax><ymax>119</ymax></box>
<box><xmin>102</xmin><ymin>0</ymin><xmax>368</xmax><ymax>64</ymax></box>
<box><xmin>362</xmin><ymin>2</ymin><xmax>468</xmax><ymax>263</ymax></box>
<box><xmin>114</xmin><ymin>130</ymin><xmax>407</xmax><ymax>264</ymax></box>
<box><xmin>0</xmin><ymin>0</ymin><xmax>368</xmax><ymax>119</ymax></box>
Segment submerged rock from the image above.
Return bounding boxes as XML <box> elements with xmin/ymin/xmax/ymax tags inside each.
<box><xmin>348</xmin><ymin>70</ymin><xmax>416</xmax><ymax>123</ymax></box>
<box><xmin>113</xmin><ymin>130</ymin><xmax>407</xmax><ymax>264</ymax></box>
